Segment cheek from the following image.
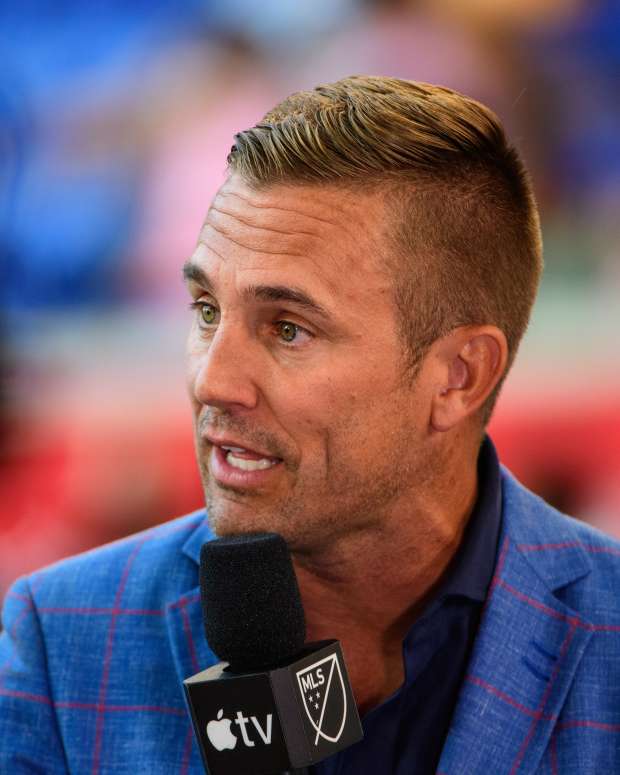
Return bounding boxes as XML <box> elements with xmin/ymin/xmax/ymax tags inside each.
<box><xmin>268</xmin><ymin>374</ymin><xmax>349</xmax><ymax>446</ymax></box>
<box><xmin>326</xmin><ymin>379</ymin><xmax>423</xmax><ymax>463</ymax></box>
<box><xmin>298</xmin><ymin>380</ymin><xmax>365</xmax><ymax>455</ymax></box>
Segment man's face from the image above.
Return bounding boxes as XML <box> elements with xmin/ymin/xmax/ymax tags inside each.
<box><xmin>185</xmin><ymin>175</ymin><xmax>435</xmax><ymax>551</ymax></box>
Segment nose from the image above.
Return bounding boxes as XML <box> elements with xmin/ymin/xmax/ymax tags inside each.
<box><xmin>189</xmin><ymin>324</ymin><xmax>260</xmax><ymax>411</ymax></box>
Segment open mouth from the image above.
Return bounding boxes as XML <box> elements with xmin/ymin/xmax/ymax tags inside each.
<box><xmin>220</xmin><ymin>445</ymin><xmax>281</xmax><ymax>472</ymax></box>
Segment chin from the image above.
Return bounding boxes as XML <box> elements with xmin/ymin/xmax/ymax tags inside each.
<box><xmin>206</xmin><ymin>501</ymin><xmax>308</xmax><ymax>552</ymax></box>
<box><xmin>205</xmin><ymin>494</ymin><xmax>278</xmax><ymax>538</ymax></box>
<box><xmin>204</xmin><ymin>484</ymin><xmax>341</xmax><ymax>552</ymax></box>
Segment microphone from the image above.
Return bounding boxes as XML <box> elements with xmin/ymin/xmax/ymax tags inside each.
<box><xmin>183</xmin><ymin>533</ymin><xmax>363</xmax><ymax>775</ymax></box>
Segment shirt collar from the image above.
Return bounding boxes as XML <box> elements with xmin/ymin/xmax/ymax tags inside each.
<box><xmin>432</xmin><ymin>435</ymin><xmax>503</xmax><ymax>604</ymax></box>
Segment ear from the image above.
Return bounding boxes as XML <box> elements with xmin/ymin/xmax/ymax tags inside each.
<box><xmin>429</xmin><ymin>325</ymin><xmax>509</xmax><ymax>432</ymax></box>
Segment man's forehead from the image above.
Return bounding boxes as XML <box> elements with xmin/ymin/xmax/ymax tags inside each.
<box><xmin>206</xmin><ymin>175</ymin><xmax>391</xmax><ymax>250</ymax></box>
<box><xmin>196</xmin><ymin>175</ymin><xmax>382</xmax><ymax>263</ymax></box>
<box><xmin>186</xmin><ymin>240</ymin><xmax>343</xmax><ymax>308</ymax></box>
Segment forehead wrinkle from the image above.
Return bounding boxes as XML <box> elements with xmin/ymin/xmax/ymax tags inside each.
<box><xmin>199</xmin><ymin>182</ymin><xmax>391</xmax><ymax>302</ymax></box>
<box><xmin>216</xmin><ymin>184</ymin><xmax>385</xmax><ymax>264</ymax></box>
<box><xmin>194</xmin><ymin>238</ymin><xmax>226</xmax><ymax>265</ymax></box>
<box><xmin>219</xmin><ymin>189</ymin><xmax>344</xmax><ymax>229</ymax></box>
<box><xmin>209</xmin><ymin>204</ymin><xmax>325</xmax><ymax>242</ymax></box>
<box><xmin>201</xmin><ymin>220</ymin><xmax>306</xmax><ymax>259</ymax></box>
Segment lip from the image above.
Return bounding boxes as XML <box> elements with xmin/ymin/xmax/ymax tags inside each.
<box><xmin>209</xmin><ymin>445</ymin><xmax>283</xmax><ymax>489</ymax></box>
<box><xmin>205</xmin><ymin>434</ymin><xmax>278</xmax><ymax>460</ymax></box>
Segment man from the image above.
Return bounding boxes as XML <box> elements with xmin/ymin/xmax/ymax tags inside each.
<box><xmin>1</xmin><ymin>76</ymin><xmax>619</xmax><ymax>774</ymax></box>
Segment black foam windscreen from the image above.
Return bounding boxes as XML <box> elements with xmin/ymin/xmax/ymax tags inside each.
<box><xmin>200</xmin><ymin>533</ymin><xmax>306</xmax><ymax>673</ymax></box>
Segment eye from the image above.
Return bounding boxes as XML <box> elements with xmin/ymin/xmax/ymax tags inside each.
<box><xmin>276</xmin><ymin>320</ymin><xmax>312</xmax><ymax>345</ymax></box>
<box><xmin>200</xmin><ymin>303</ymin><xmax>218</xmax><ymax>325</ymax></box>
<box><xmin>189</xmin><ymin>301</ymin><xmax>219</xmax><ymax>327</ymax></box>
<box><xmin>277</xmin><ymin>321</ymin><xmax>297</xmax><ymax>342</ymax></box>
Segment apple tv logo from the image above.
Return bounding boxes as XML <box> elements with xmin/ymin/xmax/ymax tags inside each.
<box><xmin>185</xmin><ymin>668</ymin><xmax>290</xmax><ymax>774</ymax></box>
<box><xmin>206</xmin><ymin>709</ymin><xmax>237</xmax><ymax>751</ymax></box>
<box><xmin>206</xmin><ymin>708</ymin><xmax>273</xmax><ymax>752</ymax></box>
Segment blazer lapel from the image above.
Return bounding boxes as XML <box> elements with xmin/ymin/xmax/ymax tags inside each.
<box><xmin>438</xmin><ymin>471</ymin><xmax>594</xmax><ymax>775</ymax></box>
<box><xmin>165</xmin><ymin>519</ymin><xmax>219</xmax><ymax>689</ymax></box>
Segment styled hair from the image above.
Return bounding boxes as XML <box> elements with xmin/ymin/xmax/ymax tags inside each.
<box><xmin>228</xmin><ymin>76</ymin><xmax>543</xmax><ymax>425</ymax></box>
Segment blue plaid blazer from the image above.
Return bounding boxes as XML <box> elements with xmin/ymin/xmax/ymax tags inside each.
<box><xmin>2</xmin><ymin>467</ymin><xmax>620</xmax><ymax>774</ymax></box>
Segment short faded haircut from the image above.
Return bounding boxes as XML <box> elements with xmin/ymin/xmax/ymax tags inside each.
<box><xmin>227</xmin><ymin>76</ymin><xmax>543</xmax><ymax>425</ymax></box>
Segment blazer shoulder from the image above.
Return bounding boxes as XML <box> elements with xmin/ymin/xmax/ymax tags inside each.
<box><xmin>502</xmin><ymin>465</ymin><xmax>620</xmax><ymax>550</ymax></box>
<box><xmin>26</xmin><ymin>509</ymin><xmax>208</xmax><ymax>611</ymax></box>
<box><xmin>501</xmin><ymin>466</ymin><xmax>620</xmax><ymax>611</ymax></box>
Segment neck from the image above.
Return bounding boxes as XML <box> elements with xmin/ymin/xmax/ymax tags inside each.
<box><xmin>292</xmin><ymin>438</ymin><xmax>479</xmax><ymax>712</ymax></box>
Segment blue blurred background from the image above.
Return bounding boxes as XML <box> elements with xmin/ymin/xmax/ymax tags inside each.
<box><xmin>1</xmin><ymin>0</ymin><xmax>619</xmax><ymax>597</ymax></box>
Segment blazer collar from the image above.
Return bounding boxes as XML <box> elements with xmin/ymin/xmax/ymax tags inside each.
<box><xmin>165</xmin><ymin>514</ymin><xmax>217</xmax><ymax>692</ymax></box>
<box><xmin>438</xmin><ymin>467</ymin><xmax>594</xmax><ymax>774</ymax></box>
<box><xmin>181</xmin><ymin>513</ymin><xmax>214</xmax><ymax>566</ymax></box>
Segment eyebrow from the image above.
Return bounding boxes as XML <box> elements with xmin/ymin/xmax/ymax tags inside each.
<box><xmin>182</xmin><ymin>260</ymin><xmax>331</xmax><ymax>318</ymax></box>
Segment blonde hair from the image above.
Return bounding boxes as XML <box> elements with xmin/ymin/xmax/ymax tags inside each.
<box><xmin>228</xmin><ymin>76</ymin><xmax>543</xmax><ymax>424</ymax></box>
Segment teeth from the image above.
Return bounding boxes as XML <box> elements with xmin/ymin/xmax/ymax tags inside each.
<box><xmin>226</xmin><ymin>452</ymin><xmax>277</xmax><ymax>471</ymax></box>
<box><xmin>222</xmin><ymin>446</ymin><xmax>248</xmax><ymax>453</ymax></box>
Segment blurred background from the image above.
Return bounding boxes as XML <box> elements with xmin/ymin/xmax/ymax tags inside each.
<box><xmin>1</xmin><ymin>0</ymin><xmax>619</xmax><ymax>599</ymax></box>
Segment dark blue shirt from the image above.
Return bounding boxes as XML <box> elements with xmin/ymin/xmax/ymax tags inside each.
<box><xmin>314</xmin><ymin>437</ymin><xmax>502</xmax><ymax>775</ymax></box>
